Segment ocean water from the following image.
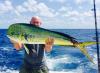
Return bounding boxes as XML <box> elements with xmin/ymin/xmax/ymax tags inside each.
<box><xmin>0</xmin><ymin>29</ymin><xmax>100</xmax><ymax>73</ymax></box>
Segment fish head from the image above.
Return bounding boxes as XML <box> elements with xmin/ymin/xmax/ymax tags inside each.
<box><xmin>7</xmin><ymin>24</ymin><xmax>23</xmax><ymax>41</ymax></box>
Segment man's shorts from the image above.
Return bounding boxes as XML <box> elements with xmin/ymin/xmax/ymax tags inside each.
<box><xmin>19</xmin><ymin>66</ymin><xmax>49</xmax><ymax>73</ymax></box>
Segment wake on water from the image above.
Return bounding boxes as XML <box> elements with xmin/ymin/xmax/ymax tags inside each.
<box><xmin>0</xmin><ymin>46</ymin><xmax>98</xmax><ymax>73</ymax></box>
<box><xmin>0</xmin><ymin>70</ymin><xmax>83</xmax><ymax>73</ymax></box>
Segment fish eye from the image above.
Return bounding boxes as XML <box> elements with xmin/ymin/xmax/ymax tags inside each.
<box><xmin>18</xmin><ymin>32</ymin><xmax>20</xmax><ymax>35</ymax></box>
<box><xmin>29</xmin><ymin>34</ymin><xmax>33</xmax><ymax>38</ymax></box>
<box><xmin>11</xmin><ymin>32</ymin><xmax>14</xmax><ymax>35</ymax></box>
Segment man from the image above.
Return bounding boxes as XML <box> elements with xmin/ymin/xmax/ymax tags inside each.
<box><xmin>11</xmin><ymin>16</ymin><xmax>54</xmax><ymax>73</ymax></box>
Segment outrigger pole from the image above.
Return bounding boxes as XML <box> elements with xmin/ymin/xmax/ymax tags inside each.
<box><xmin>93</xmin><ymin>0</ymin><xmax>100</xmax><ymax>72</ymax></box>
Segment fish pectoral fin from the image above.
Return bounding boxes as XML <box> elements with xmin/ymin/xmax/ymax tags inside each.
<box><xmin>75</xmin><ymin>43</ymin><xmax>95</xmax><ymax>64</ymax></box>
<box><xmin>23</xmin><ymin>44</ymin><xmax>29</xmax><ymax>54</ymax></box>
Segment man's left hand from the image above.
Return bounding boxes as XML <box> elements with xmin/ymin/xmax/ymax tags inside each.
<box><xmin>44</xmin><ymin>37</ymin><xmax>54</xmax><ymax>52</ymax></box>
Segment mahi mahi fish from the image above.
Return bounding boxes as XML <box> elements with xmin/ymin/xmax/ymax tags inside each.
<box><xmin>7</xmin><ymin>23</ymin><xmax>98</xmax><ymax>64</ymax></box>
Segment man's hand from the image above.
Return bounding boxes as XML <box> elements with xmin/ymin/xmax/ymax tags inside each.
<box><xmin>44</xmin><ymin>37</ymin><xmax>54</xmax><ymax>52</ymax></box>
<box><xmin>10</xmin><ymin>39</ymin><xmax>23</xmax><ymax>50</ymax></box>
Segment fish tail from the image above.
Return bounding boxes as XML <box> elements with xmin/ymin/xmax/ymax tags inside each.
<box><xmin>73</xmin><ymin>42</ymin><xmax>95</xmax><ymax>64</ymax></box>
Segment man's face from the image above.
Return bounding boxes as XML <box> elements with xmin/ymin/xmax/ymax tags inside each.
<box><xmin>30</xmin><ymin>19</ymin><xmax>41</xmax><ymax>27</ymax></box>
<box><xmin>33</xmin><ymin>21</ymin><xmax>41</xmax><ymax>27</ymax></box>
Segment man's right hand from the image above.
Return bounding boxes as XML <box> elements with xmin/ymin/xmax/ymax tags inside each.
<box><xmin>10</xmin><ymin>39</ymin><xmax>23</xmax><ymax>50</ymax></box>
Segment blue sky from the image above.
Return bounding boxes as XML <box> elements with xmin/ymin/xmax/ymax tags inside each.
<box><xmin>0</xmin><ymin>0</ymin><xmax>100</xmax><ymax>29</ymax></box>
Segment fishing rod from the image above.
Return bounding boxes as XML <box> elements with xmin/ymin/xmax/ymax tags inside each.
<box><xmin>93</xmin><ymin>0</ymin><xmax>100</xmax><ymax>72</ymax></box>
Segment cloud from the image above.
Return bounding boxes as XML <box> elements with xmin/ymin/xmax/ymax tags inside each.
<box><xmin>60</xmin><ymin>10</ymin><xmax>80</xmax><ymax>17</ymax></box>
<box><xmin>97</xmin><ymin>10</ymin><xmax>100</xmax><ymax>17</ymax></box>
<box><xmin>96</xmin><ymin>0</ymin><xmax>100</xmax><ymax>3</ymax></box>
<box><xmin>83</xmin><ymin>11</ymin><xmax>93</xmax><ymax>17</ymax></box>
<box><xmin>16</xmin><ymin>5</ymin><xmax>27</xmax><ymax>13</ymax></box>
<box><xmin>0</xmin><ymin>0</ymin><xmax>13</xmax><ymax>13</ymax></box>
<box><xmin>23</xmin><ymin>0</ymin><xmax>38</xmax><ymax>12</ymax></box>
<box><xmin>81</xmin><ymin>10</ymin><xmax>100</xmax><ymax>17</ymax></box>
<box><xmin>58</xmin><ymin>6</ymin><xmax>74</xmax><ymax>17</ymax></box>
<box><xmin>14</xmin><ymin>10</ymin><xmax>21</xmax><ymax>16</ymax></box>
<box><xmin>49</xmin><ymin>0</ymin><xmax>66</xmax><ymax>4</ymax></box>
<box><xmin>56</xmin><ymin>0</ymin><xmax>66</xmax><ymax>3</ymax></box>
<box><xmin>0</xmin><ymin>0</ymin><xmax>56</xmax><ymax>17</ymax></box>
<box><xmin>58</xmin><ymin>6</ymin><xmax>96</xmax><ymax>18</ymax></box>
<box><xmin>14</xmin><ymin>0</ymin><xmax>55</xmax><ymax>17</ymax></box>
<box><xmin>37</xmin><ymin>3</ymin><xmax>55</xmax><ymax>17</ymax></box>
<box><xmin>90</xmin><ymin>0</ymin><xmax>100</xmax><ymax>4</ymax></box>
<box><xmin>75</xmin><ymin>0</ymin><xmax>100</xmax><ymax>5</ymax></box>
<box><xmin>58</xmin><ymin>6</ymin><xmax>67</xmax><ymax>12</ymax></box>
<box><xmin>75</xmin><ymin>0</ymin><xmax>86</xmax><ymax>4</ymax></box>
<box><xmin>68</xmin><ymin>11</ymin><xmax>79</xmax><ymax>17</ymax></box>
<box><xmin>27</xmin><ymin>0</ymin><xmax>37</xmax><ymax>5</ymax></box>
<box><xmin>0</xmin><ymin>0</ymin><xmax>100</xmax><ymax>29</ymax></box>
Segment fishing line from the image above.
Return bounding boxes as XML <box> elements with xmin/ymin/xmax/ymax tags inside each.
<box><xmin>93</xmin><ymin>0</ymin><xmax>100</xmax><ymax>72</ymax></box>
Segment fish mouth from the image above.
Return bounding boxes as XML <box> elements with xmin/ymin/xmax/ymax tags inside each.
<box><xmin>7</xmin><ymin>35</ymin><xmax>19</xmax><ymax>42</ymax></box>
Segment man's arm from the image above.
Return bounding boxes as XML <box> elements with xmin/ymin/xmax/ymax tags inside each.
<box><xmin>44</xmin><ymin>37</ymin><xmax>54</xmax><ymax>52</ymax></box>
<box><xmin>10</xmin><ymin>39</ymin><xmax>23</xmax><ymax>50</ymax></box>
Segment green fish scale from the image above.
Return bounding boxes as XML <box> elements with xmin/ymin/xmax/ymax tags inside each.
<box><xmin>8</xmin><ymin>23</ymin><xmax>72</xmax><ymax>43</ymax></box>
